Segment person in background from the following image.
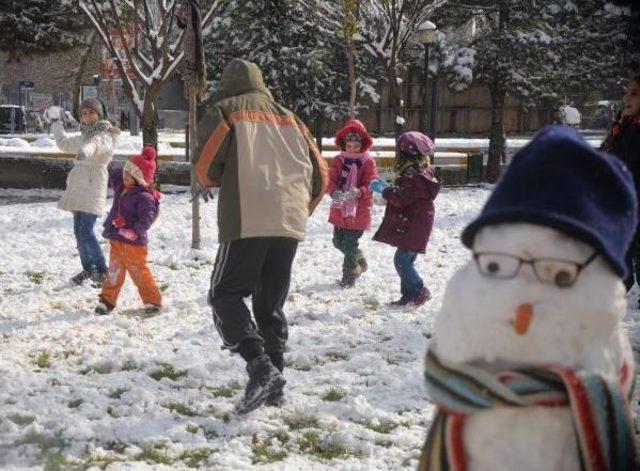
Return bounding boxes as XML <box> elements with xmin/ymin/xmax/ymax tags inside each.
<box><xmin>195</xmin><ymin>59</ymin><xmax>328</xmax><ymax>414</ymax></box>
<box><xmin>326</xmin><ymin>119</ymin><xmax>378</xmax><ymax>288</ymax></box>
<box><xmin>51</xmin><ymin>99</ymin><xmax>120</xmax><ymax>286</ymax></box>
<box><xmin>372</xmin><ymin>131</ymin><xmax>441</xmax><ymax>307</ymax></box>
<box><xmin>601</xmin><ymin>73</ymin><xmax>640</xmax><ymax>297</ymax></box>
<box><xmin>95</xmin><ymin>147</ymin><xmax>162</xmax><ymax>316</ymax></box>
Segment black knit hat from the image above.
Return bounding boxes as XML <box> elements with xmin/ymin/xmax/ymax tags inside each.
<box><xmin>461</xmin><ymin>125</ymin><xmax>638</xmax><ymax>278</ymax></box>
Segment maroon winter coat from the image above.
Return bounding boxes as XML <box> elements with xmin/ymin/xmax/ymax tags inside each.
<box><xmin>373</xmin><ymin>167</ymin><xmax>440</xmax><ymax>253</ymax></box>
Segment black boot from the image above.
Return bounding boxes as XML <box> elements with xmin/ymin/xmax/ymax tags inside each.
<box><xmin>95</xmin><ymin>300</ymin><xmax>114</xmax><ymax>316</ymax></box>
<box><xmin>71</xmin><ymin>270</ymin><xmax>92</xmax><ymax>286</ymax></box>
<box><xmin>357</xmin><ymin>250</ymin><xmax>368</xmax><ymax>273</ymax></box>
<box><xmin>236</xmin><ymin>354</ymin><xmax>285</xmax><ymax>414</ymax></box>
<box><xmin>340</xmin><ymin>264</ymin><xmax>361</xmax><ymax>288</ymax></box>
<box><xmin>90</xmin><ymin>270</ymin><xmax>106</xmax><ymax>288</ymax></box>
<box><xmin>265</xmin><ymin>352</ymin><xmax>285</xmax><ymax>407</ymax></box>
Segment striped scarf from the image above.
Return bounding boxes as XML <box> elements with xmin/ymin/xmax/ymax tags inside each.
<box><xmin>419</xmin><ymin>347</ymin><xmax>637</xmax><ymax>471</ymax></box>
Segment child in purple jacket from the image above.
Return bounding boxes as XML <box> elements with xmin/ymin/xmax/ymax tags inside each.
<box><xmin>95</xmin><ymin>146</ymin><xmax>162</xmax><ymax>316</ymax></box>
<box><xmin>372</xmin><ymin>132</ymin><xmax>441</xmax><ymax>307</ymax></box>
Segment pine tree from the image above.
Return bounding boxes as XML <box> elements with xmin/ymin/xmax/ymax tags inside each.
<box><xmin>0</xmin><ymin>0</ymin><xmax>85</xmax><ymax>61</ymax></box>
<box><xmin>430</xmin><ymin>0</ymin><xmax>635</xmax><ymax>182</ymax></box>
<box><xmin>204</xmin><ymin>0</ymin><xmax>378</xmax><ymax>123</ymax></box>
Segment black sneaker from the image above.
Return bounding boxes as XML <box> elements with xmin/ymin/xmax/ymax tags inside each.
<box><xmin>340</xmin><ymin>265</ymin><xmax>361</xmax><ymax>288</ymax></box>
<box><xmin>71</xmin><ymin>270</ymin><xmax>92</xmax><ymax>286</ymax></box>
<box><xmin>236</xmin><ymin>355</ymin><xmax>286</xmax><ymax>415</ymax></box>
<box><xmin>95</xmin><ymin>301</ymin><xmax>114</xmax><ymax>316</ymax></box>
<box><xmin>390</xmin><ymin>295</ymin><xmax>411</xmax><ymax>306</ymax></box>
<box><xmin>90</xmin><ymin>271</ymin><xmax>106</xmax><ymax>288</ymax></box>
<box><xmin>144</xmin><ymin>304</ymin><xmax>161</xmax><ymax>315</ymax></box>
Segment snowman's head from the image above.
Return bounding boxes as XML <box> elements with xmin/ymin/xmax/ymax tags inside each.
<box><xmin>434</xmin><ymin>222</ymin><xmax>627</xmax><ymax>374</ymax></box>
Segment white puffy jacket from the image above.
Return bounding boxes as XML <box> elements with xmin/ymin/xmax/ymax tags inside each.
<box><xmin>53</xmin><ymin>120</ymin><xmax>120</xmax><ymax>216</ymax></box>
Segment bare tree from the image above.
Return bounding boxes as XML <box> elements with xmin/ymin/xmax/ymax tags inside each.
<box><xmin>306</xmin><ymin>0</ymin><xmax>447</xmax><ymax>135</ymax></box>
<box><xmin>72</xmin><ymin>32</ymin><xmax>98</xmax><ymax>122</ymax></box>
<box><xmin>177</xmin><ymin>0</ymin><xmax>207</xmax><ymax>250</ymax></box>
<box><xmin>79</xmin><ymin>0</ymin><xmax>220</xmax><ymax>148</ymax></box>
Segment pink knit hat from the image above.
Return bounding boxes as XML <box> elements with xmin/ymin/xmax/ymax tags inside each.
<box><xmin>124</xmin><ymin>146</ymin><xmax>157</xmax><ymax>187</ymax></box>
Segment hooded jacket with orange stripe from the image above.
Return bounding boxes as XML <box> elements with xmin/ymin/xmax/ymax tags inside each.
<box><xmin>196</xmin><ymin>59</ymin><xmax>328</xmax><ymax>242</ymax></box>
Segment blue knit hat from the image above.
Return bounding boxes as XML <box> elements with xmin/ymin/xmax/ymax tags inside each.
<box><xmin>461</xmin><ymin>125</ymin><xmax>638</xmax><ymax>278</ymax></box>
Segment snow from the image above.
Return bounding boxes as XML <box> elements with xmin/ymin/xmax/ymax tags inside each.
<box><xmin>0</xmin><ymin>186</ymin><xmax>638</xmax><ymax>468</ymax></box>
<box><xmin>0</xmin><ymin>138</ymin><xmax>30</xmax><ymax>148</ymax></box>
<box><xmin>0</xmin><ymin>186</ymin><xmax>489</xmax><ymax>469</ymax></box>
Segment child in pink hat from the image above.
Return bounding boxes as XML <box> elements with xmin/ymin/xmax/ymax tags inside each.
<box><xmin>95</xmin><ymin>146</ymin><xmax>162</xmax><ymax>316</ymax></box>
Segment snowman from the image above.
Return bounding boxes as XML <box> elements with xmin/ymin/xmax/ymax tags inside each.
<box><xmin>420</xmin><ymin>126</ymin><xmax>638</xmax><ymax>471</ymax></box>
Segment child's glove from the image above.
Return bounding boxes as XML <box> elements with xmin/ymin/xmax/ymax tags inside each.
<box><xmin>118</xmin><ymin>228</ymin><xmax>138</xmax><ymax>241</ymax></box>
<box><xmin>343</xmin><ymin>187</ymin><xmax>362</xmax><ymax>200</ymax></box>
<box><xmin>370</xmin><ymin>179</ymin><xmax>389</xmax><ymax>193</ymax></box>
<box><xmin>112</xmin><ymin>215</ymin><xmax>126</xmax><ymax>228</ymax></box>
<box><xmin>332</xmin><ymin>190</ymin><xmax>347</xmax><ymax>202</ymax></box>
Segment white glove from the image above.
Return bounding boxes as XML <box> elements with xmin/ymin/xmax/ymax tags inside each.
<box><xmin>332</xmin><ymin>190</ymin><xmax>347</xmax><ymax>202</ymax></box>
<box><xmin>343</xmin><ymin>187</ymin><xmax>362</xmax><ymax>200</ymax></box>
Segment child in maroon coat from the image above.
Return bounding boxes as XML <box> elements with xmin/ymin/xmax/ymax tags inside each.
<box><xmin>373</xmin><ymin>132</ymin><xmax>440</xmax><ymax>306</ymax></box>
<box><xmin>327</xmin><ymin>120</ymin><xmax>379</xmax><ymax>288</ymax></box>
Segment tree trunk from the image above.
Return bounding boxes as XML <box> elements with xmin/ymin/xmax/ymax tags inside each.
<box><xmin>388</xmin><ymin>60</ymin><xmax>403</xmax><ymax>138</ymax></box>
<box><xmin>188</xmin><ymin>94</ymin><xmax>201</xmax><ymax>250</ymax></box>
<box><xmin>142</xmin><ymin>97</ymin><xmax>158</xmax><ymax>150</ymax></box>
<box><xmin>487</xmin><ymin>80</ymin><xmax>506</xmax><ymax>183</ymax></box>
<box><xmin>347</xmin><ymin>40</ymin><xmax>357</xmax><ymax>119</ymax></box>
<box><xmin>486</xmin><ymin>0</ymin><xmax>509</xmax><ymax>183</ymax></box>
<box><xmin>72</xmin><ymin>31</ymin><xmax>96</xmax><ymax>120</ymax></box>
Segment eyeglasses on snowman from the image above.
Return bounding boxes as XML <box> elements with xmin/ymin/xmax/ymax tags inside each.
<box><xmin>472</xmin><ymin>251</ymin><xmax>599</xmax><ymax>288</ymax></box>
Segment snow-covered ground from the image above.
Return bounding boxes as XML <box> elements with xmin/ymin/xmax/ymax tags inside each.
<box><xmin>0</xmin><ymin>187</ymin><xmax>637</xmax><ymax>470</ymax></box>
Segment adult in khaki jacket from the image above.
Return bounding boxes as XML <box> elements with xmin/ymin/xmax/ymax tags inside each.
<box><xmin>196</xmin><ymin>59</ymin><xmax>327</xmax><ymax>414</ymax></box>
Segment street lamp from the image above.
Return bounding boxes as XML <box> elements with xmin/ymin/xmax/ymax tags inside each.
<box><xmin>419</xmin><ymin>21</ymin><xmax>437</xmax><ymax>138</ymax></box>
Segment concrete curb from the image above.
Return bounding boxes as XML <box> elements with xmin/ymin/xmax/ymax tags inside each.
<box><xmin>0</xmin><ymin>155</ymin><xmax>478</xmax><ymax>190</ymax></box>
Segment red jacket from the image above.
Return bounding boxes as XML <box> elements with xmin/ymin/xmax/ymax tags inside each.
<box><xmin>373</xmin><ymin>167</ymin><xmax>440</xmax><ymax>253</ymax></box>
<box><xmin>326</xmin><ymin>153</ymin><xmax>378</xmax><ymax>231</ymax></box>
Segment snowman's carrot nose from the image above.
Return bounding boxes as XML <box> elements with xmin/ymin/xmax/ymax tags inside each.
<box><xmin>514</xmin><ymin>303</ymin><xmax>534</xmax><ymax>335</ymax></box>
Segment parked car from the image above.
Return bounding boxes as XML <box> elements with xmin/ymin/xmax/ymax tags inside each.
<box><xmin>0</xmin><ymin>105</ymin><xmax>27</xmax><ymax>134</ymax></box>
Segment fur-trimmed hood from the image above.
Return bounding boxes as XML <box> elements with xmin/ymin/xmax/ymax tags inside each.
<box><xmin>80</xmin><ymin>120</ymin><xmax>121</xmax><ymax>141</ymax></box>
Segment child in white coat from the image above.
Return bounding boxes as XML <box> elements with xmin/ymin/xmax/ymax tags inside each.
<box><xmin>52</xmin><ymin>99</ymin><xmax>120</xmax><ymax>286</ymax></box>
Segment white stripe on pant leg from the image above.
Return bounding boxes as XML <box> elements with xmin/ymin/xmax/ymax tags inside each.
<box><xmin>210</xmin><ymin>242</ymin><xmax>236</xmax><ymax>349</ymax></box>
<box><xmin>210</xmin><ymin>241</ymin><xmax>228</xmax><ymax>289</ymax></box>
<box><xmin>213</xmin><ymin>242</ymin><xmax>230</xmax><ymax>287</ymax></box>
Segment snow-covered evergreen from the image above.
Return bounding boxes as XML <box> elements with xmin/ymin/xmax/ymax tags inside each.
<box><xmin>425</xmin><ymin>0</ymin><xmax>635</xmax><ymax>181</ymax></box>
<box><xmin>0</xmin><ymin>0</ymin><xmax>85</xmax><ymax>61</ymax></box>
<box><xmin>204</xmin><ymin>0</ymin><xmax>378</xmax><ymax>122</ymax></box>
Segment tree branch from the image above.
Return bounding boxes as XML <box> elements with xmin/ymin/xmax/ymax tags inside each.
<box><xmin>108</xmin><ymin>0</ymin><xmax>149</xmax><ymax>85</ymax></box>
